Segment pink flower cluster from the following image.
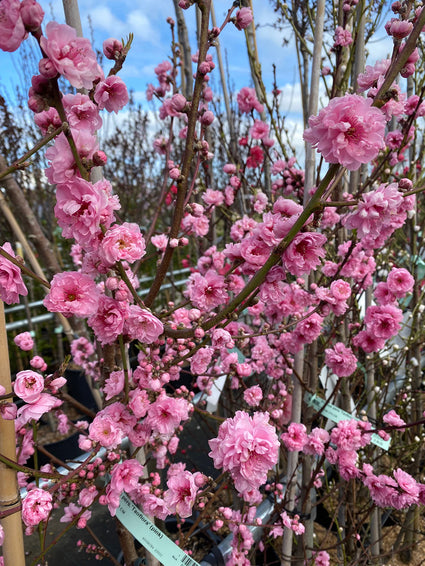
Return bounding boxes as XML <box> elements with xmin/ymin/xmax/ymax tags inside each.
<box><xmin>209</xmin><ymin>411</ymin><xmax>279</xmax><ymax>501</ymax></box>
<box><xmin>343</xmin><ymin>182</ymin><xmax>415</xmax><ymax>249</ymax></box>
<box><xmin>0</xmin><ymin>242</ymin><xmax>28</xmax><ymax>304</ymax></box>
<box><xmin>304</xmin><ymin>94</ymin><xmax>386</xmax><ymax>170</ymax></box>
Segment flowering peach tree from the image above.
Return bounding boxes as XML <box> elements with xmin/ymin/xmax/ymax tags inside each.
<box><xmin>1</xmin><ymin>0</ymin><xmax>425</xmax><ymax>565</ymax></box>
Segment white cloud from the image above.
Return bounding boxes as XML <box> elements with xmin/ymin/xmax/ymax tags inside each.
<box><xmin>127</xmin><ymin>10</ymin><xmax>158</xmax><ymax>45</ymax></box>
<box><xmin>87</xmin><ymin>6</ymin><xmax>127</xmax><ymax>36</ymax></box>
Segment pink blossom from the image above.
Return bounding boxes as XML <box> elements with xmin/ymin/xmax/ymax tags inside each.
<box><xmin>43</xmin><ymin>272</ymin><xmax>100</xmax><ymax>318</ymax></box>
<box><xmin>383</xmin><ymin>409</ymin><xmax>406</xmax><ymax>429</ymax></box>
<box><xmin>55</xmin><ymin>178</ymin><xmax>119</xmax><ymax>248</ymax></box>
<box><xmin>190</xmin><ymin>347</ymin><xmax>213</xmax><ymax>375</ymax></box>
<box><xmin>151</xmin><ymin>234</ymin><xmax>168</xmax><ymax>251</ymax></box>
<box><xmin>243</xmin><ymin>385</ymin><xmax>263</xmax><ymax>407</ymax></box>
<box><xmin>104</xmin><ymin>370</ymin><xmax>125</xmax><ymax>400</ymax></box>
<box><xmin>223</xmin><ymin>163</ymin><xmax>237</xmax><ymax>174</ymax></box>
<box><xmin>334</xmin><ymin>26</ymin><xmax>353</xmax><ymax>46</ymax></box>
<box><xmin>314</xmin><ymin>551</ymin><xmax>330</xmax><ymax>566</ymax></box>
<box><xmin>140</xmin><ymin>494</ymin><xmax>169</xmax><ymax>520</ymax></box>
<box><xmin>202</xmin><ymin>189</ymin><xmax>224</xmax><ymax>206</ymax></box>
<box><xmin>14</xmin><ymin>331</ymin><xmax>34</xmax><ymax>351</ymax></box>
<box><xmin>55</xmin><ymin>177</ymin><xmax>112</xmax><ymax>250</ymax></box>
<box><xmin>293</xmin><ymin>312</ymin><xmax>323</xmax><ymax>347</ymax></box>
<box><xmin>386</xmin><ymin>267</ymin><xmax>414</xmax><ymax>298</ymax></box>
<box><xmin>325</xmin><ymin>342</ymin><xmax>358</xmax><ymax>377</ymax></box>
<box><xmin>1</xmin><ymin>400</ymin><xmax>17</xmax><ymax>420</ymax></box>
<box><xmin>331</xmin><ymin>419</ymin><xmax>371</xmax><ymax>452</ymax></box>
<box><xmin>343</xmin><ymin>183</ymin><xmax>408</xmax><ymax>249</ymax></box>
<box><xmin>125</xmin><ymin>305</ymin><xmax>164</xmax><ymax>344</ymax></box>
<box><xmin>250</xmin><ymin>120</ymin><xmax>269</xmax><ymax>140</ymax></box>
<box><xmin>283</xmin><ymin>232</ymin><xmax>327</xmax><ymax>276</ymax></box>
<box><xmin>94</xmin><ymin>75</ymin><xmax>129</xmax><ymax>113</ymax></box>
<box><xmin>78</xmin><ymin>486</ymin><xmax>98</xmax><ymax>508</ymax></box>
<box><xmin>70</xmin><ymin>336</ymin><xmax>95</xmax><ymax>365</ymax></box>
<box><xmin>0</xmin><ymin>0</ymin><xmax>27</xmax><ymax>52</ymax></box>
<box><xmin>281</xmin><ymin>422</ymin><xmax>308</xmax><ymax>451</ymax></box>
<box><xmin>88</xmin><ymin>413</ymin><xmax>123</xmax><ymax>449</ymax></box>
<box><xmin>353</xmin><ymin>330</ymin><xmax>386</xmax><ymax>353</ymax></box>
<box><xmin>60</xmin><ymin>502</ymin><xmax>88</xmax><ymax>526</ymax></box>
<box><xmin>209</xmin><ymin>411</ymin><xmax>279</xmax><ymax>498</ymax></box>
<box><xmin>186</xmin><ymin>269</ymin><xmax>228</xmax><ymax>311</ymax></box>
<box><xmin>0</xmin><ymin>524</ymin><xmax>3</xmax><ymax>545</ymax></box>
<box><xmin>146</xmin><ymin>393</ymin><xmax>190</xmax><ymax>437</ymax></box>
<box><xmin>181</xmin><ymin>213</ymin><xmax>210</xmax><ymax>236</ymax></box>
<box><xmin>240</xmin><ymin>237</ymin><xmax>271</xmax><ymax>269</ymax></box>
<box><xmin>234</xmin><ymin>7</ymin><xmax>253</xmax><ymax>30</ymax></box>
<box><xmin>237</xmin><ymin>87</ymin><xmax>264</xmax><ymax>114</ymax></box>
<box><xmin>14</xmin><ymin>370</ymin><xmax>44</xmax><ymax>403</ymax></box>
<box><xmin>16</xmin><ymin>393</ymin><xmax>61</xmax><ymax>426</ymax></box>
<box><xmin>88</xmin><ymin>295</ymin><xmax>127</xmax><ymax>345</ymax></box>
<box><xmin>330</xmin><ymin>279</ymin><xmax>351</xmax><ymax>301</ymax></box>
<box><xmin>0</xmin><ymin>242</ymin><xmax>28</xmax><ymax>304</ymax></box>
<box><xmin>30</xmin><ymin>356</ymin><xmax>47</xmax><ymax>371</ymax></box>
<box><xmin>304</xmin><ymin>94</ymin><xmax>386</xmax><ymax>170</ymax></box>
<box><xmin>357</xmin><ymin>59</ymin><xmax>391</xmax><ymax>92</ymax></box>
<box><xmin>364</xmin><ymin>304</ymin><xmax>403</xmax><ymax>340</ymax></box>
<box><xmin>62</xmin><ymin>93</ymin><xmax>102</xmax><ymax>133</ymax></box>
<box><xmin>34</xmin><ymin>107</ymin><xmax>61</xmax><ymax>134</ymax></box>
<box><xmin>22</xmin><ymin>488</ymin><xmax>52</xmax><ymax>526</ymax></box>
<box><xmin>246</xmin><ymin>146</ymin><xmax>264</xmax><ymax>168</ymax></box>
<box><xmin>253</xmin><ymin>191</ymin><xmax>268</xmax><ymax>213</ymax></box>
<box><xmin>99</xmin><ymin>223</ymin><xmax>146</xmax><ymax>266</ymax></box>
<box><xmin>40</xmin><ymin>22</ymin><xmax>100</xmax><ymax>89</ymax></box>
<box><xmin>304</xmin><ymin>428</ymin><xmax>330</xmax><ymax>456</ymax></box>
<box><xmin>110</xmin><ymin>459</ymin><xmax>144</xmax><ymax>494</ymax></box>
<box><xmin>45</xmin><ymin>130</ymin><xmax>99</xmax><ymax>185</ymax></box>
<box><xmin>393</xmin><ymin>468</ymin><xmax>420</xmax><ymax>501</ymax></box>
<box><xmin>164</xmin><ymin>471</ymin><xmax>200</xmax><ymax>518</ymax></box>
<box><xmin>211</xmin><ymin>328</ymin><xmax>234</xmax><ymax>349</ymax></box>
<box><xmin>128</xmin><ymin>388</ymin><xmax>150</xmax><ymax>418</ymax></box>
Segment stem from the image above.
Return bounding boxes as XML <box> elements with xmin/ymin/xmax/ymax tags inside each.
<box><xmin>0</xmin><ymin>247</ymin><xmax>50</xmax><ymax>288</ymax></box>
<box><xmin>144</xmin><ymin>0</ymin><xmax>212</xmax><ymax>308</ymax></box>
<box><xmin>0</xmin><ymin>125</ymin><xmax>64</xmax><ymax>182</ymax></box>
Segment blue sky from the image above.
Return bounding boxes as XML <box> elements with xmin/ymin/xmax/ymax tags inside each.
<box><xmin>1</xmin><ymin>1</ymin><xmax>302</xmax><ymax>102</ymax></box>
<box><xmin>0</xmin><ymin>1</ymin><xmax>394</xmax><ymax>157</ymax></box>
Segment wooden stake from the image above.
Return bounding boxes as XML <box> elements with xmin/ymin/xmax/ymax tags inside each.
<box><xmin>0</xmin><ymin>300</ymin><xmax>25</xmax><ymax>566</ymax></box>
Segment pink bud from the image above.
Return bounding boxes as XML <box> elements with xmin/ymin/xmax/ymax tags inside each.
<box><xmin>201</xmin><ymin>110</ymin><xmax>214</xmax><ymax>126</ymax></box>
<box><xmin>194</xmin><ymin>327</ymin><xmax>205</xmax><ymax>339</ymax></box>
<box><xmin>170</xmin><ymin>93</ymin><xmax>187</xmax><ymax>112</ymax></box>
<box><xmin>92</xmin><ymin>150</ymin><xmax>107</xmax><ymax>166</ymax></box>
<box><xmin>103</xmin><ymin>38</ymin><xmax>123</xmax><ymax>60</ymax></box>
<box><xmin>38</xmin><ymin>57</ymin><xmax>58</xmax><ymax>79</ymax></box>
<box><xmin>20</xmin><ymin>0</ymin><xmax>44</xmax><ymax>31</ymax></box>
<box><xmin>235</xmin><ymin>7</ymin><xmax>253</xmax><ymax>30</ymax></box>
<box><xmin>169</xmin><ymin>167</ymin><xmax>180</xmax><ymax>179</ymax></box>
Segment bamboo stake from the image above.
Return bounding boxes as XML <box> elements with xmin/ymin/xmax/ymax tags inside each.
<box><xmin>286</xmin><ymin>3</ymin><xmax>325</xmax><ymax>563</ymax></box>
<box><xmin>281</xmin><ymin>351</ymin><xmax>304</xmax><ymax>566</ymax></box>
<box><xmin>62</xmin><ymin>0</ymin><xmax>83</xmax><ymax>37</ymax></box>
<box><xmin>0</xmin><ymin>300</ymin><xmax>25</xmax><ymax>566</ymax></box>
<box><xmin>304</xmin><ymin>0</ymin><xmax>325</xmax><ymax>203</ymax></box>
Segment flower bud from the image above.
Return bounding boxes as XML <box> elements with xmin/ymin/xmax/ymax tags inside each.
<box><xmin>103</xmin><ymin>38</ymin><xmax>123</xmax><ymax>60</ymax></box>
<box><xmin>20</xmin><ymin>0</ymin><xmax>44</xmax><ymax>31</ymax></box>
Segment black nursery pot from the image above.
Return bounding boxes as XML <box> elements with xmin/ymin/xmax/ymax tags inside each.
<box><xmin>64</xmin><ymin>368</ymin><xmax>98</xmax><ymax>413</ymax></box>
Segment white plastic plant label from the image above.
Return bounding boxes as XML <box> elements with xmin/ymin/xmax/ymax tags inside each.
<box><xmin>305</xmin><ymin>392</ymin><xmax>391</xmax><ymax>450</ymax></box>
<box><xmin>116</xmin><ymin>492</ymin><xmax>201</xmax><ymax>566</ymax></box>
